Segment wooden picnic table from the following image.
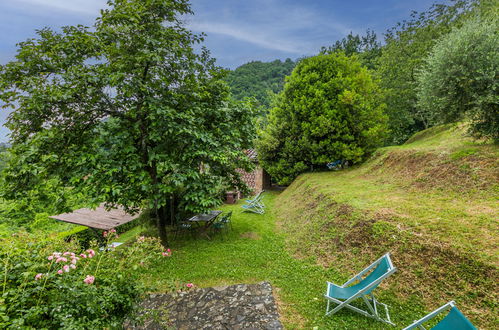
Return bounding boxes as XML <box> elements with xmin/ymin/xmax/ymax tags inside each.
<box><xmin>187</xmin><ymin>210</ymin><xmax>222</xmax><ymax>239</ymax></box>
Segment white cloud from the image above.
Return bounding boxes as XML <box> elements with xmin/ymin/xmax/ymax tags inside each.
<box><xmin>189</xmin><ymin>22</ymin><xmax>304</xmax><ymax>54</ymax></box>
<box><xmin>17</xmin><ymin>0</ymin><xmax>107</xmax><ymax>15</ymax></box>
<box><xmin>188</xmin><ymin>0</ymin><xmax>354</xmax><ymax>55</ymax></box>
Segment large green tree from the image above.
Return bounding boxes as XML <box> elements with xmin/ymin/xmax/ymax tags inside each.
<box><xmin>377</xmin><ymin>0</ymin><xmax>479</xmax><ymax>144</ymax></box>
<box><xmin>0</xmin><ymin>0</ymin><xmax>255</xmax><ymax>245</ymax></box>
<box><xmin>417</xmin><ymin>16</ymin><xmax>499</xmax><ymax>141</ymax></box>
<box><xmin>256</xmin><ymin>53</ymin><xmax>387</xmax><ymax>185</ymax></box>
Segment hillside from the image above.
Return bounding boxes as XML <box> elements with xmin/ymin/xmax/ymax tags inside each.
<box><xmin>274</xmin><ymin>123</ymin><xmax>498</xmax><ymax>328</ymax></box>
<box><xmin>225</xmin><ymin>59</ymin><xmax>295</xmax><ymax>107</ymax></box>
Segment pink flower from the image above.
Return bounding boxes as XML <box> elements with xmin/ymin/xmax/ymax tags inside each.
<box><xmin>84</xmin><ymin>275</ymin><xmax>95</xmax><ymax>285</ymax></box>
<box><xmin>110</xmin><ymin>228</ymin><xmax>116</xmax><ymax>233</ymax></box>
<box><xmin>186</xmin><ymin>283</ymin><xmax>194</xmax><ymax>288</ymax></box>
<box><xmin>70</xmin><ymin>264</ymin><xmax>76</xmax><ymax>269</ymax></box>
<box><xmin>57</xmin><ymin>269</ymin><xmax>63</xmax><ymax>275</ymax></box>
<box><xmin>71</xmin><ymin>258</ymin><xmax>78</xmax><ymax>264</ymax></box>
<box><xmin>63</xmin><ymin>265</ymin><xmax>70</xmax><ymax>272</ymax></box>
<box><xmin>86</xmin><ymin>249</ymin><xmax>95</xmax><ymax>256</ymax></box>
<box><xmin>53</xmin><ymin>252</ymin><xmax>61</xmax><ymax>257</ymax></box>
<box><xmin>167</xmin><ymin>248</ymin><xmax>171</xmax><ymax>253</ymax></box>
<box><xmin>55</xmin><ymin>257</ymin><xmax>67</xmax><ymax>263</ymax></box>
<box><xmin>47</xmin><ymin>256</ymin><xmax>54</xmax><ymax>261</ymax></box>
<box><xmin>63</xmin><ymin>252</ymin><xmax>71</xmax><ymax>256</ymax></box>
<box><xmin>80</xmin><ymin>253</ymin><xmax>87</xmax><ymax>258</ymax></box>
<box><xmin>35</xmin><ymin>273</ymin><xmax>43</xmax><ymax>281</ymax></box>
<box><xmin>103</xmin><ymin>231</ymin><xmax>108</xmax><ymax>237</ymax></box>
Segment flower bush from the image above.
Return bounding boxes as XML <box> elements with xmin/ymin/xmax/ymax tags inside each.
<box><xmin>0</xmin><ymin>230</ymin><xmax>169</xmax><ymax>328</ymax></box>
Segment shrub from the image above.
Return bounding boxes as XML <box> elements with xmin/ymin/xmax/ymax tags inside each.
<box><xmin>417</xmin><ymin>16</ymin><xmax>499</xmax><ymax>141</ymax></box>
<box><xmin>0</xmin><ymin>231</ymin><xmax>170</xmax><ymax>328</ymax></box>
<box><xmin>256</xmin><ymin>53</ymin><xmax>387</xmax><ymax>185</ymax></box>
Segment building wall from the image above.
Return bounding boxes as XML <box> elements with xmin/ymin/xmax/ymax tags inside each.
<box><xmin>238</xmin><ymin>166</ymin><xmax>271</xmax><ymax>196</ymax></box>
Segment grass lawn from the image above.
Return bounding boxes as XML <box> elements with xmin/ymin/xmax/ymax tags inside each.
<box><xmin>136</xmin><ymin>192</ymin><xmax>426</xmax><ymax>329</ymax></box>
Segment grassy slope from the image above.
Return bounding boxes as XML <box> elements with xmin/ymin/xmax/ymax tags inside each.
<box><xmin>274</xmin><ymin>124</ymin><xmax>498</xmax><ymax>328</ymax></box>
<box><xmin>138</xmin><ymin>194</ymin><xmax>409</xmax><ymax>329</ymax></box>
<box><xmin>133</xmin><ymin>124</ymin><xmax>497</xmax><ymax>329</ymax></box>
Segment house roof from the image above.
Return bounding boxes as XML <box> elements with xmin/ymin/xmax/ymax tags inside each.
<box><xmin>245</xmin><ymin>149</ymin><xmax>258</xmax><ymax>162</ymax></box>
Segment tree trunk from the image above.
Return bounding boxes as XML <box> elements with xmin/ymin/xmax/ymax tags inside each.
<box><xmin>156</xmin><ymin>204</ymin><xmax>169</xmax><ymax>247</ymax></box>
<box><xmin>169</xmin><ymin>195</ymin><xmax>175</xmax><ymax>227</ymax></box>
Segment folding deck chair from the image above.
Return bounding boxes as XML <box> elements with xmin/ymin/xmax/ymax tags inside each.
<box><xmin>402</xmin><ymin>301</ymin><xmax>476</xmax><ymax>330</ymax></box>
<box><xmin>324</xmin><ymin>253</ymin><xmax>397</xmax><ymax>325</ymax></box>
<box><xmin>241</xmin><ymin>190</ymin><xmax>265</xmax><ymax>214</ymax></box>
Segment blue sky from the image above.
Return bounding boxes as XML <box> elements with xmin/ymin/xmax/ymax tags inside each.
<box><xmin>0</xmin><ymin>0</ymin><xmax>441</xmax><ymax>142</ymax></box>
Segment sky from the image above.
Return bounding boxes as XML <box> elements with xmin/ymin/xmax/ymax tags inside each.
<box><xmin>0</xmin><ymin>0</ymin><xmax>441</xmax><ymax>142</ymax></box>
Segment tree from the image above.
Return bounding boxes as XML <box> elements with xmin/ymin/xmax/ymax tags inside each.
<box><xmin>321</xmin><ymin>30</ymin><xmax>382</xmax><ymax>70</ymax></box>
<box><xmin>225</xmin><ymin>59</ymin><xmax>296</xmax><ymax>108</ymax></box>
<box><xmin>0</xmin><ymin>0</ymin><xmax>256</xmax><ymax>245</ymax></box>
<box><xmin>377</xmin><ymin>0</ymin><xmax>479</xmax><ymax>144</ymax></box>
<box><xmin>256</xmin><ymin>53</ymin><xmax>387</xmax><ymax>185</ymax></box>
<box><xmin>417</xmin><ymin>16</ymin><xmax>499</xmax><ymax>141</ymax></box>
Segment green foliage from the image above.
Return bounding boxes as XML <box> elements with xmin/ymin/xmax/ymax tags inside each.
<box><xmin>377</xmin><ymin>0</ymin><xmax>479</xmax><ymax>144</ymax></box>
<box><xmin>225</xmin><ymin>59</ymin><xmax>295</xmax><ymax>107</ymax></box>
<box><xmin>321</xmin><ymin>30</ymin><xmax>382</xmax><ymax>69</ymax></box>
<box><xmin>0</xmin><ymin>0</ymin><xmax>256</xmax><ymax>244</ymax></box>
<box><xmin>0</xmin><ymin>231</ymin><xmax>168</xmax><ymax>328</ymax></box>
<box><xmin>416</xmin><ymin>17</ymin><xmax>499</xmax><ymax>141</ymax></box>
<box><xmin>256</xmin><ymin>53</ymin><xmax>387</xmax><ymax>185</ymax></box>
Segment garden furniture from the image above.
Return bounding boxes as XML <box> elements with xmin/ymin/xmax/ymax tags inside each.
<box><xmin>186</xmin><ymin>210</ymin><xmax>222</xmax><ymax>239</ymax></box>
<box><xmin>212</xmin><ymin>211</ymin><xmax>233</xmax><ymax>239</ymax></box>
<box><xmin>242</xmin><ymin>191</ymin><xmax>265</xmax><ymax>214</ymax></box>
<box><xmin>324</xmin><ymin>252</ymin><xmax>397</xmax><ymax>325</ymax></box>
<box><xmin>402</xmin><ymin>301</ymin><xmax>476</xmax><ymax>330</ymax></box>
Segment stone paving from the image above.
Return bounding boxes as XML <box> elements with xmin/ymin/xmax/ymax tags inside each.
<box><xmin>125</xmin><ymin>282</ymin><xmax>283</xmax><ymax>330</ymax></box>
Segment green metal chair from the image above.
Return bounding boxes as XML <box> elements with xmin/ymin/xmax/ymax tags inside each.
<box><xmin>212</xmin><ymin>211</ymin><xmax>233</xmax><ymax>238</ymax></box>
<box><xmin>324</xmin><ymin>253</ymin><xmax>397</xmax><ymax>325</ymax></box>
<box><xmin>174</xmin><ymin>221</ymin><xmax>195</xmax><ymax>239</ymax></box>
<box><xmin>403</xmin><ymin>301</ymin><xmax>476</xmax><ymax>330</ymax></box>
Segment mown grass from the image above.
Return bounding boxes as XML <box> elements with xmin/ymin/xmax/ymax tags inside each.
<box><xmin>122</xmin><ymin>124</ymin><xmax>496</xmax><ymax>328</ymax></box>
<box><xmin>273</xmin><ymin>124</ymin><xmax>498</xmax><ymax>328</ymax></box>
<box><xmin>130</xmin><ymin>193</ymin><xmax>431</xmax><ymax>329</ymax></box>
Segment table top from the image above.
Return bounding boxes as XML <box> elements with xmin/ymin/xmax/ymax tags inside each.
<box><xmin>187</xmin><ymin>210</ymin><xmax>222</xmax><ymax>222</ymax></box>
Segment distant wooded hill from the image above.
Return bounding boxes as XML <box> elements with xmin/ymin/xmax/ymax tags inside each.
<box><xmin>225</xmin><ymin>59</ymin><xmax>296</xmax><ymax>107</ymax></box>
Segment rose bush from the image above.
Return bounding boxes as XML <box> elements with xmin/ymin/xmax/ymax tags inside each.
<box><xmin>0</xmin><ymin>231</ymin><xmax>170</xmax><ymax>328</ymax></box>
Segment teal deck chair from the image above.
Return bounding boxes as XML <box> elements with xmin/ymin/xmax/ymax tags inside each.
<box><xmin>242</xmin><ymin>191</ymin><xmax>265</xmax><ymax>214</ymax></box>
<box><xmin>403</xmin><ymin>301</ymin><xmax>476</xmax><ymax>330</ymax></box>
<box><xmin>325</xmin><ymin>253</ymin><xmax>397</xmax><ymax>325</ymax></box>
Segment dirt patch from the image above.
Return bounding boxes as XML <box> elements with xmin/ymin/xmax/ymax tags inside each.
<box><xmin>240</xmin><ymin>232</ymin><xmax>261</xmax><ymax>240</ymax></box>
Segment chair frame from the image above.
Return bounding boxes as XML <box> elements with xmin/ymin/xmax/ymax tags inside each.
<box><xmin>325</xmin><ymin>253</ymin><xmax>397</xmax><ymax>326</ymax></box>
<box><xmin>402</xmin><ymin>301</ymin><xmax>467</xmax><ymax>330</ymax></box>
<box><xmin>242</xmin><ymin>191</ymin><xmax>265</xmax><ymax>214</ymax></box>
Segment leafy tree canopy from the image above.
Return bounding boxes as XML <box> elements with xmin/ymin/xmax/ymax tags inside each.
<box><xmin>377</xmin><ymin>0</ymin><xmax>480</xmax><ymax>145</ymax></box>
<box><xmin>225</xmin><ymin>59</ymin><xmax>295</xmax><ymax>108</ymax></box>
<box><xmin>0</xmin><ymin>0</ymin><xmax>256</xmax><ymax>245</ymax></box>
<box><xmin>417</xmin><ymin>16</ymin><xmax>499</xmax><ymax>141</ymax></box>
<box><xmin>321</xmin><ymin>29</ymin><xmax>381</xmax><ymax>70</ymax></box>
<box><xmin>256</xmin><ymin>53</ymin><xmax>387</xmax><ymax>185</ymax></box>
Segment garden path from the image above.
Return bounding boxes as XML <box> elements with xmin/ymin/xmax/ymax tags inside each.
<box><xmin>126</xmin><ymin>282</ymin><xmax>282</xmax><ymax>329</ymax></box>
